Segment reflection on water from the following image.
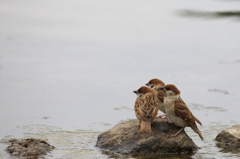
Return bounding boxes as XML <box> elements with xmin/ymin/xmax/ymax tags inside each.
<box><xmin>189</xmin><ymin>103</ymin><xmax>227</xmax><ymax>112</ymax></box>
<box><xmin>208</xmin><ymin>89</ymin><xmax>229</xmax><ymax>95</ymax></box>
<box><xmin>216</xmin><ymin>142</ymin><xmax>240</xmax><ymax>154</ymax></box>
<box><xmin>178</xmin><ymin>10</ymin><xmax>240</xmax><ymax>20</ymax></box>
<box><xmin>177</xmin><ymin>0</ymin><xmax>240</xmax><ymax>20</ymax></box>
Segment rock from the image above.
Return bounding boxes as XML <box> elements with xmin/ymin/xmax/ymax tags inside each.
<box><xmin>5</xmin><ymin>138</ymin><xmax>54</xmax><ymax>157</ymax></box>
<box><xmin>96</xmin><ymin>118</ymin><xmax>198</xmax><ymax>156</ymax></box>
<box><xmin>215</xmin><ymin>125</ymin><xmax>240</xmax><ymax>153</ymax></box>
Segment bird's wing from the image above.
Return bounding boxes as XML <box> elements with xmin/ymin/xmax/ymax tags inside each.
<box><xmin>177</xmin><ymin>98</ymin><xmax>202</xmax><ymax>126</ymax></box>
<box><xmin>174</xmin><ymin>102</ymin><xmax>196</xmax><ymax>125</ymax></box>
<box><xmin>157</xmin><ymin>90</ymin><xmax>165</xmax><ymax>102</ymax></box>
<box><xmin>134</xmin><ymin>98</ymin><xmax>145</xmax><ymax>120</ymax></box>
<box><xmin>134</xmin><ymin>96</ymin><xmax>158</xmax><ymax>122</ymax></box>
<box><xmin>174</xmin><ymin>102</ymin><xmax>204</xmax><ymax>140</ymax></box>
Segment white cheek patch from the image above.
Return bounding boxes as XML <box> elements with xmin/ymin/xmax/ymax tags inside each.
<box><xmin>167</xmin><ymin>91</ymin><xmax>174</xmax><ymax>96</ymax></box>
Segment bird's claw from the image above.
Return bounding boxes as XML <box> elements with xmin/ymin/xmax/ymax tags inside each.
<box><xmin>155</xmin><ymin>115</ymin><xmax>168</xmax><ymax>119</ymax></box>
<box><xmin>166</xmin><ymin>121</ymin><xmax>174</xmax><ymax>124</ymax></box>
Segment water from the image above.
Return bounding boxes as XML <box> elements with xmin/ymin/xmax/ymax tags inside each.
<box><xmin>0</xmin><ymin>0</ymin><xmax>240</xmax><ymax>158</ymax></box>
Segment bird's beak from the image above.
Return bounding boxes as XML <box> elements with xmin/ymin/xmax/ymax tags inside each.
<box><xmin>133</xmin><ymin>90</ymin><xmax>137</xmax><ymax>94</ymax></box>
<box><xmin>145</xmin><ymin>83</ymin><xmax>149</xmax><ymax>86</ymax></box>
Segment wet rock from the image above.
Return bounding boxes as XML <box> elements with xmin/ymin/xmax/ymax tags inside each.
<box><xmin>5</xmin><ymin>138</ymin><xmax>54</xmax><ymax>157</ymax></box>
<box><xmin>215</xmin><ymin>125</ymin><xmax>240</xmax><ymax>153</ymax></box>
<box><xmin>96</xmin><ymin>118</ymin><xmax>198</xmax><ymax>156</ymax></box>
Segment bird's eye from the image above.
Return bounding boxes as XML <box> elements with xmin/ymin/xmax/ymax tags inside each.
<box><xmin>165</xmin><ymin>87</ymin><xmax>170</xmax><ymax>91</ymax></box>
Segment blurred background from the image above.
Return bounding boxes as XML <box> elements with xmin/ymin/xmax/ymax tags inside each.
<box><xmin>0</xmin><ymin>0</ymin><xmax>240</xmax><ymax>158</ymax></box>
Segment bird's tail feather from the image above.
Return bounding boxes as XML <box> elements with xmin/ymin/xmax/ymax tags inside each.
<box><xmin>140</xmin><ymin>121</ymin><xmax>152</xmax><ymax>133</ymax></box>
<box><xmin>194</xmin><ymin>116</ymin><xmax>202</xmax><ymax>126</ymax></box>
<box><xmin>192</xmin><ymin>126</ymin><xmax>204</xmax><ymax>141</ymax></box>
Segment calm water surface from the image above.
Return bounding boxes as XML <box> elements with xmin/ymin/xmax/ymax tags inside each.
<box><xmin>0</xmin><ymin>0</ymin><xmax>240</xmax><ymax>158</ymax></box>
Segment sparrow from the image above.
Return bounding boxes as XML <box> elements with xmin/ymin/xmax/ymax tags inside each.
<box><xmin>145</xmin><ymin>79</ymin><xmax>166</xmax><ymax>118</ymax></box>
<box><xmin>146</xmin><ymin>79</ymin><xmax>202</xmax><ymax>126</ymax></box>
<box><xmin>133</xmin><ymin>86</ymin><xmax>159</xmax><ymax>133</ymax></box>
<box><xmin>146</xmin><ymin>78</ymin><xmax>165</xmax><ymax>90</ymax></box>
<box><xmin>160</xmin><ymin>84</ymin><xmax>204</xmax><ymax>141</ymax></box>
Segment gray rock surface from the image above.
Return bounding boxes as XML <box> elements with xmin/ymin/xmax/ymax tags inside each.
<box><xmin>96</xmin><ymin>118</ymin><xmax>198</xmax><ymax>156</ymax></box>
<box><xmin>215</xmin><ymin>125</ymin><xmax>240</xmax><ymax>153</ymax></box>
<box><xmin>5</xmin><ymin>138</ymin><xmax>54</xmax><ymax>157</ymax></box>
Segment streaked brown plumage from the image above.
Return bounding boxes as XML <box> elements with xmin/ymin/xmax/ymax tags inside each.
<box><xmin>161</xmin><ymin>84</ymin><xmax>204</xmax><ymax>141</ymax></box>
<box><xmin>157</xmin><ymin>83</ymin><xmax>202</xmax><ymax>126</ymax></box>
<box><xmin>145</xmin><ymin>79</ymin><xmax>166</xmax><ymax>117</ymax></box>
<box><xmin>133</xmin><ymin>86</ymin><xmax>158</xmax><ymax>133</ymax></box>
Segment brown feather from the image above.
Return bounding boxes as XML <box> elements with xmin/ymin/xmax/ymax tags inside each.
<box><xmin>174</xmin><ymin>103</ymin><xmax>204</xmax><ymax>140</ymax></box>
<box><xmin>137</xmin><ymin>86</ymin><xmax>153</xmax><ymax>94</ymax></box>
<box><xmin>140</xmin><ymin>121</ymin><xmax>152</xmax><ymax>133</ymax></box>
<box><xmin>148</xmin><ymin>79</ymin><xmax>165</xmax><ymax>86</ymax></box>
<box><xmin>174</xmin><ymin>103</ymin><xmax>195</xmax><ymax>125</ymax></box>
<box><xmin>191</xmin><ymin>125</ymin><xmax>204</xmax><ymax>141</ymax></box>
<box><xmin>134</xmin><ymin>90</ymin><xmax>158</xmax><ymax>133</ymax></box>
<box><xmin>175</xmin><ymin>97</ymin><xmax>202</xmax><ymax>126</ymax></box>
<box><xmin>163</xmin><ymin>84</ymin><xmax>203</xmax><ymax>140</ymax></box>
<box><xmin>193</xmin><ymin>116</ymin><xmax>202</xmax><ymax>126</ymax></box>
<box><xmin>157</xmin><ymin>90</ymin><xmax>165</xmax><ymax>103</ymax></box>
<box><xmin>164</xmin><ymin>84</ymin><xmax>180</xmax><ymax>95</ymax></box>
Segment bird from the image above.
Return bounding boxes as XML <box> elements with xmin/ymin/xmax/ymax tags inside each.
<box><xmin>147</xmin><ymin>80</ymin><xmax>202</xmax><ymax>126</ymax></box>
<box><xmin>159</xmin><ymin>84</ymin><xmax>204</xmax><ymax>140</ymax></box>
<box><xmin>146</xmin><ymin>78</ymin><xmax>165</xmax><ymax>90</ymax></box>
<box><xmin>145</xmin><ymin>78</ymin><xmax>167</xmax><ymax>118</ymax></box>
<box><xmin>133</xmin><ymin>86</ymin><xmax>159</xmax><ymax>133</ymax></box>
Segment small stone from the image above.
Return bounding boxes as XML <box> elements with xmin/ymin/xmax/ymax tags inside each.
<box><xmin>215</xmin><ymin>125</ymin><xmax>240</xmax><ymax>153</ymax></box>
<box><xmin>5</xmin><ymin>138</ymin><xmax>54</xmax><ymax>157</ymax></box>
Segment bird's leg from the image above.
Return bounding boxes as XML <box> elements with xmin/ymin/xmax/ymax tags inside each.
<box><xmin>166</xmin><ymin>118</ymin><xmax>175</xmax><ymax>124</ymax></box>
<box><xmin>166</xmin><ymin>121</ymin><xmax>175</xmax><ymax>124</ymax></box>
<box><xmin>169</xmin><ymin>128</ymin><xmax>184</xmax><ymax>138</ymax></box>
<box><xmin>155</xmin><ymin>114</ymin><xmax>168</xmax><ymax>118</ymax></box>
<box><xmin>138</xmin><ymin>121</ymin><xmax>141</xmax><ymax>129</ymax></box>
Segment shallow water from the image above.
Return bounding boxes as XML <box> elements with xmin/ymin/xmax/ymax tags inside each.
<box><xmin>0</xmin><ymin>0</ymin><xmax>240</xmax><ymax>158</ymax></box>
